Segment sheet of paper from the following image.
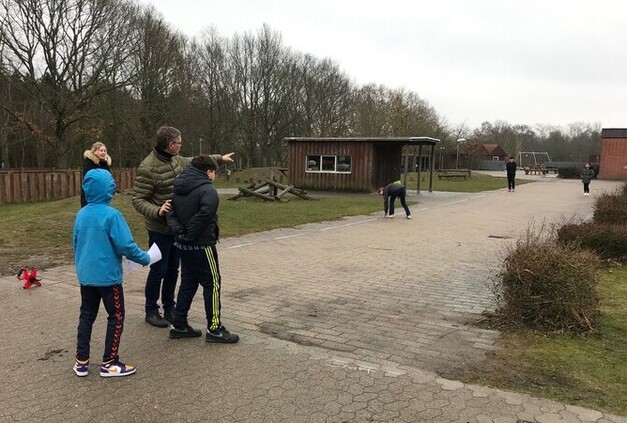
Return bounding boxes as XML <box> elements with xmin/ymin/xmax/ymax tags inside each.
<box><xmin>123</xmin><ymin>244</ymin><xmax>162</xmax><ymax>274</ymax></box>
<box><xmin>147</xmin><ymin>243</ymin><xmax>162</xmax><ymax>265</ymax></box>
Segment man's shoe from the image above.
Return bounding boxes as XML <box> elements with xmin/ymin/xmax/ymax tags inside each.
<box><xmin>73</xmin><ymin>358</ymin><xmax>89</xmax><ymax>377</ymax></box>
<box><xmin>145</xmin><ymin>312</ymin><xmax>169</xmax><ymax>328</ymax></box>
<box><xmin>406</xmin><ymin>215</ymin><xmax>412</xmax><ymax>219</ymax></box>
<box><xmin>100</xmin><ymin>359</ymin><xmax>136</xmax><ymax>378</ymax></box>
<box><xmin>164</xmin><ymin>310</ymin><xmax>175</xmax><ymax>324</ymax></box>
<box><xmin>169</xmin><ymin>324</ymin><xmax>202</xmax><ymax>339</ymax></box>
<box><xmin>206</xmin><ymin>326</ymin><xmax>239</xmax><ymax>344</ymax></box>
<box><xmin>385</xmin><ymin>214</ymin><xmax>395</xmax><ymax>219</ymax></box>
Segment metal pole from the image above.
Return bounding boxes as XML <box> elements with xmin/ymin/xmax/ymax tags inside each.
<box><xmin>428</xmin><ymin>143</ymin><xmax>435</xmax><ymax>192</ymax></box>
<box><xmin>403</xmin><ymin>147</ymin><xmax>409</xmax><ymax>187</ymax></box>
<box><xmin>456</xmin><ymin>143</ymin><xmax>459</xmax><ymax>169</ymax></box>
<box><xmin>416</xmin><ymin>144</ymin><xmax>423</xmax><ymax>194</ymax></box>
<box><xmin>199</xmin><ymin>138</ymin><xmax>203</xmax><ymax>155</ymax></box>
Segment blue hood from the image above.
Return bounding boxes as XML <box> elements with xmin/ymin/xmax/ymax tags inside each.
<box><xmin>83</xmin><ymin>169</ymin><xmax>115</xmax><ymax>205</ymax></box>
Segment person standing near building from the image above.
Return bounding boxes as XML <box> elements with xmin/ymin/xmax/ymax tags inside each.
<box><xmin>581</xmin><ymin>163</ymin><xmax>595</xmax><ymax>196</ymax></box>
<box><xmin>166</xmin><ymin>155</ymin><xmax>239</xmax><ymax>343</ymax></box>
<box><xmin>505</xmin><ymin>156</ymin><xmax>517</xmax><ymax>192</ymax></box>
<box><xmin>378</xmin><ymin>180</ymin><xmax>412</xmax><ymax>219</ymax></box>
<box><xmin>132</xmin><ymin>126</ymin><xmax>234</xmax><ymax>328</ymax></box>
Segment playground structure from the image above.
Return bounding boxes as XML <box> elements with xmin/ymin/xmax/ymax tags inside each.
<box><xmin>518</xmin><ymin>151</ymin><xmax>558</xmax><ymax>175</ymax></box>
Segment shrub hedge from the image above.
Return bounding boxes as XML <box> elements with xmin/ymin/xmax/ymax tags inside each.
<box><xmin>558</xmin><ymin>222</ymin><xmax>627</xmax><ymax>262</ymax></box>
<box><xmin>593</xmin><ymin>186</ymin><xmax>627</xmax><ymax>224</ymax></box>
<box><xmin>495</xmin><ymin>233</ymin><xmax>601</xmax><ymax>332</ymax></box>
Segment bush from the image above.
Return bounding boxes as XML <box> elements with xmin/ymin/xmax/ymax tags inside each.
<box><xmin>558</xmin><ymin>167</ymin><xmax>582</xmax><ymax>179</ymax></box>
<box><xmin>495</xmin><ymin>228</ymin><xmax>601</xmax><ymax>332</ymax></box>
<box><xmin>558</xmin><ymin>222</ymin><xmax>627</xmax><ymax>262</ymax></box>
<box><xmin>593</xmin><ymin>186</ymin><xmax>627</xmax><ymax>224</ymax></box>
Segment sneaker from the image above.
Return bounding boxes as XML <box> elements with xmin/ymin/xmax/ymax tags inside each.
<box><xmin>206</xmin><ymin>326</ymin><xmax>239</xmax><ymax>344</ymax></box>
<box><xmin>100</xmin><ymin>359</ymin><xmax>136</xmax><ymax>378</ymax></box>
<box><xmin>145</xmin><ymin>312</ymin><xmax>169</xmax><ymax>328</ymax></box>
<box><xmin>169</xmin><ymin>324</ymin><xmax>202</xmax><ymax>339</ymax></box>
<box><xmin>406</xmin><ymin>215</ymin><xmax>412</xmax><ymax>219</ymax></box>
<box><xmin>385</xmin><ymin>214</ymin><xmax>395</xmax><ymax>219</ymax></box>
<box><xmin>73</xmin><ymin>359</ymin><xmax>89</xmax><ymax>377</ymax></box>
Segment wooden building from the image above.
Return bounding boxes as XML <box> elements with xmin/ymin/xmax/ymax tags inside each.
<box><xmin>599</xmin><ymin>128</ymin><xmax>627</xmax><ymax>180</ymax></box>
<box><xmin>285</xmin><ymin>137</ymin><xmax>440</xmax><ymax>193</ymax></box>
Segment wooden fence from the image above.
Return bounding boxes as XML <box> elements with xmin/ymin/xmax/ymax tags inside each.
<box><xmin>0</xmin><ymin>168</ymin><xmax>137</xmax><ymax>205</ymax></box>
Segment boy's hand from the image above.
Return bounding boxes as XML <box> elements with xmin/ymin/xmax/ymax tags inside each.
<box><xmin>222</xmin><ymin>152</ymin><xmax>235</xmax><ymax>163</ymax></box>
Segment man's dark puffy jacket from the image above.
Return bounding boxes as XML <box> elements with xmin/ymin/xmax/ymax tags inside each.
<box><xmin>167</xmin><ymin>166</ymin><xmax>219</xmax><ymax>246</ymax></box>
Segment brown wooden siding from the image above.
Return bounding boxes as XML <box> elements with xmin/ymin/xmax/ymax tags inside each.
<box><xmin>288</xmin><ymin>141</ymin><xmax>375</xmax><ymax>192</ymax></box>
<box><xmin>0</xmin><ymin>168</ymin><xmax>137</xmax><ymax>204</ymax></box>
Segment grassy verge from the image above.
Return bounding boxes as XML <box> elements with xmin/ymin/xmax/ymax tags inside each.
<box><xmin>461</xmin><ymin>265</ymin><xmax>627</xmax><ymax>415</ymax></box>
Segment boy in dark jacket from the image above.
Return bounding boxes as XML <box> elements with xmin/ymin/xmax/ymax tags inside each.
<box><xmin>73</xmin><ymin>169</ymin><xmax>150</xmax><ymax>377</ymax></box>
<box><xmin>378</xmin><ymin>180</ymin><xmax>411</xmax><ymax>219</ymax></box>
<box><xmin>166</xmin><ymin>155</ymin><xmax>239</xmax><ymax>343</ymax></box>
<box><xmin>505</xmin><ymin>156</ymin><xmax>517</xmax><ymax>192</ymax></box>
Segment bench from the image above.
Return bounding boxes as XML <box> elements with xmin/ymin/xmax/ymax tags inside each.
<box><xmin>524</xmin><ymin>166</ymin><xmax>556</xmax><ymax>175</ymax></box>
<box><xmin>438</xmin><ymin>172</ymin><xmax>467</xmax><ymax>180</ymax></box>
<box><xmin>437</xmin><ymin>169</ymin><xmax>469</xmax><ymax>180</ymax></box>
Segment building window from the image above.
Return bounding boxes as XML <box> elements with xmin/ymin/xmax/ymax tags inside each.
<box><xmin>306</xmin><ymin>155</ymin><xmax>351</xmax><ymax>173</ymax></box>
<box><xmin>492</xmin><ymin>156</ymin><xmax>500</xmax><ymax>161</ymax></box>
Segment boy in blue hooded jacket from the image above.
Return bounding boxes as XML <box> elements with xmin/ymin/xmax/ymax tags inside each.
<box><xmin>73</xmin><ymin>169</ymin><xmax>151</xmax><ymax>377</ymax></box>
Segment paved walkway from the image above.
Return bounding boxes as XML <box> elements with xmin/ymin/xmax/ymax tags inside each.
<box><xmin>1</xmin><ymin>176</ymin><xmax>625</xmax><ymax>423</ymax></box>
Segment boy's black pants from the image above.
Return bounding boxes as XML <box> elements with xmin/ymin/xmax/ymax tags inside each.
<box><xmin>507</xmin><ymin>173</ymin><xmax>516</xmax><ymax>190</ymax></box>
<box><xmin>174</xmin><ymin>246</ymin><xmax>222</xmax><ymax>332</ymax></box>
<box><xmin>76</xmin><ymin>284</ymin><xmax>125</xmax><ymax>362</ymax></box>
<box><xmin>389</xmin><ymin>187</ymin><xmax>411</xmax><ymax>216</ymax></box>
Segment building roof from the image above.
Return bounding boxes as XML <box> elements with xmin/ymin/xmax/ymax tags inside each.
<box><xmin>601</xmin><ymin>128</ymin><xmax>627</xmax><ymax>138</ymax></box>
<box><xmin>285</xmin><ymin>137</ymin><xmax>440</xmax><ymax>145</ymax></box>
<box><xmin>480</xmin><ymin>144</ymin><xmax>508</xmax><ymax>156</ymax></box>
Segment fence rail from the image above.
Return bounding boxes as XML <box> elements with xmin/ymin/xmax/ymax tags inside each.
<box><xmin>0</xmin><ymin>168</ymin><xmax>137</xmax><ymax>205</ymax></box>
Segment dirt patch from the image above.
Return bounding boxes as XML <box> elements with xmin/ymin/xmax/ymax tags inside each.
<box><xmin>0</xmin><ymin>249</ymin><xmax>69</xmax><ymax>276</ymax></box>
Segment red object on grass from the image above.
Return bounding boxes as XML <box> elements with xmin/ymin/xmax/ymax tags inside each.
<box><xmin>17</xmin><ymin>267</ymin><xmax>42</xmax><ymax>289</ymax></box>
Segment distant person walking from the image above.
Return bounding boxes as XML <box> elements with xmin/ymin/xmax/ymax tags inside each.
<box><xmin>81</xmin><ymin>142</ymin><xmax>112</xmax><ymax>207</ymax></box>
<box><xmin>505</xmin><ymin>156</ymin><xmax>517</xmax><ymax>192</ymax></box>
<box><xmin>378</xmin><ymin>180</ymin><xmax>411</xmax><ymax>219</ymax></box>
<box><xmin>581</xmin><ymin>163</ymin><xmax>595</xmax><ymax>196</ymax></box>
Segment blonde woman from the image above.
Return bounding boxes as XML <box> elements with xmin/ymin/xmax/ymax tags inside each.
<box><xmin>81</xmin><ymin>142</ymin><xmax>112</xmax><ymax>207</ymax></box>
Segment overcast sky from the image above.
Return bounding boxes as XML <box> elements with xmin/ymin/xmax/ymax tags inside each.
<box><xmin>140</xmin><ymin>0</ymin><xmax>626</xmax><ymax>131</ymax></box>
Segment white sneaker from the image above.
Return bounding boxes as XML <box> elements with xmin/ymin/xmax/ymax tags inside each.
<box><xmin>406</xmin><ymin>215</ymin><xmax>412</xmax><ymax>219</ymax></box>
<box><xmin>385</xmin><ymin>214</ymin><xmax>395</xmax><ymax>218</ymax></box>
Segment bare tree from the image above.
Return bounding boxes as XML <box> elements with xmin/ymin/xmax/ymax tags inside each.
<box><xmin>0</xmin><ymin>0</ymin><xmax>141</xmax><ymax>167</ymax></box>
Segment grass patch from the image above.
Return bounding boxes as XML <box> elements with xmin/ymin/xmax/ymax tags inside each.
<box><xmin>0</xmin><ymin>193</ymin><xmax>383</xmax><ymax>275</ymax></box>
<box><xmin>462</xmin><ymin>265</ymin><xmax>627</xmax><ymax>415</ymax></box>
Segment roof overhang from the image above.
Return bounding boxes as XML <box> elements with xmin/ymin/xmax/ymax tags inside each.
<box><xmin>285</xmin><ymin>137</ymin><xmax>440</xmax><ymax>146</ymax></box>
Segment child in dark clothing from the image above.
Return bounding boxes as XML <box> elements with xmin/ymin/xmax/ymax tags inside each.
<box><xmin>167</xmin><ymin>155</ymin><xmax>239</xmax><ymax>343</ymax></box>
<box><xmin>505</xmin><ymin>156</ymin><xmax>517</xmax><ymax>192</ymax></box>
<box><xmin>378</xmin><ymin>180</ymin><xmax>412</xmax><ymax>219</ymax></box>
<box><xmin>73</xmin><ymin>169</ymin><xmax>150</xmax><ymax>377</ymax></box>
